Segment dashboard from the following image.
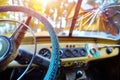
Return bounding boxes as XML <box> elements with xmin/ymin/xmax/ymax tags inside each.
<box><xmin>14</xmin><ymin>37</ymin><xmax>119</xmax><ymax>67</ymax></box>
<box><xmin>0</xmin><ymin>2</ymin><xmax>120</xmax><ymax>80</ymax></box>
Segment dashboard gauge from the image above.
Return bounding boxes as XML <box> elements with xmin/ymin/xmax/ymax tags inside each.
<box><xmin>72</xmin><ymin>49</ymin><xmax>79</xmax><ymax>57</ymax></box>
<box><xmin>79</xmin><ymin>48</ymin><xmax>87</xmax><ymax>56</ymax></box>
<box><xmin>64</xmin><ymin>49</ymin><xmax>73</xmax><ymax>58</ymax></box>
<box><xmin>38</xmin><ymin>48</ymin><xmax>51</xmax><ymax>59</ymax></box>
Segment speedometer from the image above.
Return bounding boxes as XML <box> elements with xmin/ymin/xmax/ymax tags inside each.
<box><xmin>38</xmin><ymin>48</ymin><xmax>51</xmax><ymax>59</ymax></box>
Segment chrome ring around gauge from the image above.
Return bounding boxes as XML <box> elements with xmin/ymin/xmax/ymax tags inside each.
<box><xmin>59</xmin><ymin>49</ymin><xmax>64</xmax><ymax>58</ymax></box>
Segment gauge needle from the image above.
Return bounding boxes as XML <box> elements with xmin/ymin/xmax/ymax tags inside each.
<box><xmin>43</xmin><ymin>51</ymin><xmax>48</xmax><ymax>56</ymax></box>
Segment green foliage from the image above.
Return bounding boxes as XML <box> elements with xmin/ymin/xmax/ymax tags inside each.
<box><xmin>23</xmin><ymin>0</ymin><xmax>44</xmax><ymax>14</ymax></box>
<box><xmin>0</xmin><ymin>0</ymin><xmax>49</xmax><ymax>31</ymax></box>
<box><xmin>23</xmin><ymin>0</ymin><xmax>45</xmax><ymax>30</ymax></box>
<box><xmin>0</xmin><ymin>0</ymin><xmax>9</xmax><ymax>19</ymax></box>
<box><xmin>0</xmin><ymin>12</ymin><xmax>9</xmax><ymax>19</ymax></box>
<box><xmin>0</xmin><ymin>0</ymin><xmax>9</xmax><ymax>5</ymax></box>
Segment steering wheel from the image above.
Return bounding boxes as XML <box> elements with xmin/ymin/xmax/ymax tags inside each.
<box><xmin>0</xmin><ymin>6</ymin><xmax>60</xmax><ymax>80</ymax></box>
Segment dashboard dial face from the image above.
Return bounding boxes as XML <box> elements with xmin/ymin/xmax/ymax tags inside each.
<box><xmin>64</xmin><ymin>49</ymin><xmax>73</xmax><ymax>58</ymax></box>
<box><xmin>39</xmin><ymin>48</ymin><xmax>51</xmax><ymax>59</ymax></box>
<box><xmin>79</xmin><ymin>48</ymin><xmax>87</xmax><ymax>56</ymax></box>
<box><xmin>72</xmin><ymin>49</ymin><xmax>79</xmax><ymax>57</ymax></box>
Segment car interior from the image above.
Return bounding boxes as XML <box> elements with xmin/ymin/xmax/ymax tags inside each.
<box><xmin>0</xmin><ymin>0</ymin><xmax>120</xmax><ymax>80</ymax></box>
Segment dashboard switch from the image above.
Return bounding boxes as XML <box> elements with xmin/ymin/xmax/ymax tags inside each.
<box><xmin>85</xmin><ymin>44</ymin><xmax>100</xmax><ymax>57</ymax></box>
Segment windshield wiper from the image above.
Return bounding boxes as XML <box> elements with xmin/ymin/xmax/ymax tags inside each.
<box><xmin>69</xmin><ymin>0</ymin><xmax>82</xmax><ymax>37</ymax></box>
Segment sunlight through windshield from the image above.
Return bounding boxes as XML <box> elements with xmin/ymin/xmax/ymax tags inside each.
<box><xmin>0</xmin><ymin>0</ymin><xmax>120</xmax><ymax>40</ymax></box>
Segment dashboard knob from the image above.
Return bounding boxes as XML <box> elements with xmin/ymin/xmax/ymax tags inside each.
<box><xmin>76</xmin><ymin>70</ymin><xmax>83</xmax><ymax>79</ymax></box>
<box><xmin>106</xmin><ymin>47</ymin><xmax>112</xmax><ymax>54</ymax></box>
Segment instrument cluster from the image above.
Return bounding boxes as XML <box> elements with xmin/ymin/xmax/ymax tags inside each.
<box><xmin>60</xmin><ymin>48</ymin><xmax>87</xmax><ymax>58</ymax></box>
<box><xmin>38</xmin><ymin>48</ymin><xmax>89</xmax><ymax>59</ymax></box>
<box><xmin>20</xmin><ymin>40</ymin><xmax>119</xmax><ymax>67</ymax></box>
<box><xmin>38</xmin><ymin>44</ymin><xmax>101</xmax><ymax>59</ymax></box>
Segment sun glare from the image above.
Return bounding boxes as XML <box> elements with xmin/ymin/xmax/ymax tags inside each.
<box><xmin>40</xmin><ymin>0</ymin><xmax>50</xmax><ymax>7</ymax></box>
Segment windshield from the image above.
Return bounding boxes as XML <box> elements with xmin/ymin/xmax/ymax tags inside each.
<box><xmin>0</xmin><ymin>0</ymin><xmax>120</xmax><ymax>40</ymax></box>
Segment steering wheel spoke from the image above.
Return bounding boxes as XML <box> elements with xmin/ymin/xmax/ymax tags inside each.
<box><xmin>10</xmin><ymin>16</ymin><xmax>32</xmax><ymax>49</ymax></box>
<box><xmin>0</xmin><ymin>16</ymin><xmax>31</xmax><ymax>71</ymax></box>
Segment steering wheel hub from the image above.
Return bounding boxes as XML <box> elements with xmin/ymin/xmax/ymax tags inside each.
<box><xmin>0</xmin><ymin>36</ymin><xmax>11</xmax><ymax>61</ymax></box>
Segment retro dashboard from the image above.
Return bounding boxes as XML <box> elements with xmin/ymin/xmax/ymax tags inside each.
<box><xmin>11</xmin><ymin>37</ymin><xmax>119</xmax><ymax>67</ymax></box>
<box><xmin>0</xmin><ymin>1</ymin><xmax>120</xmax><ymax>80</ymax></box>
